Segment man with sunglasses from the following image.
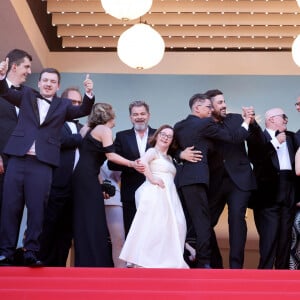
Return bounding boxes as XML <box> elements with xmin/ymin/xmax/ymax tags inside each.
<box><xmin>249</xmin><ymin>107</ymin><xmax>297</xmax><ymax>269</ymax></box>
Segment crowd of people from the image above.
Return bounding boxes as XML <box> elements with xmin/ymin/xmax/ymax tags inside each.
<box><xmin>0</xmin><ymin>48</ymin><xmax>299</xmax><ymax>270</ymax></box>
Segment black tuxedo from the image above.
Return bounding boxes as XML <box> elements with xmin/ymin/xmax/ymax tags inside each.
<box><xmin>39</xmin><ymin>121</ymin><xmax>82</xmax><ymax>266</ymax></box>
<box><xmin>208</xmin><ymin>113</ymin><xmax>263</xmax><ymax>268</ymax></box>
<box><xmin>0</xmin><ymin>97</ymin><xmax>18</xmax><ymax>222</ymax></box>
<box><xmin>108</xmin><ymin>126</ymin><xmax>156</xmax><ymax>236</ymax></box>
<box><xmin>174</xmin><ymin>114</ymin><xmax>250</xmax><ymax>267</ymax></box>
<box><xmin>250</xmin><ymin>129</ymin><xmax>297</xmax><ymax>269</ymax></box>
<box><xmin>0</xmin><ymin>81</ymin><xmax>93</xmax><ymax>167</ymax></box>
<box><xmin>0</xmin><ymin>79</ymin><xmax>94</xmax><ymax>259</ymax></box>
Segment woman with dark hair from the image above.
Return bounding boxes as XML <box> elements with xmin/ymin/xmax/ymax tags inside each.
<box><xmin>72</xmin><ymin>103</ymin><xmax>141</xmax><ymax>267</ymax></box>
<box><xmin>120</xmin><ymin>125</ymin><xmax>189</xmax><ymax>268</ymax></box>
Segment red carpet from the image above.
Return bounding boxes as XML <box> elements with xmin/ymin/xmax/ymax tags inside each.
<box><xmin>1</xmin><ymin>267</ymin><xmax>300</xmax><ymax>299</ymax></box>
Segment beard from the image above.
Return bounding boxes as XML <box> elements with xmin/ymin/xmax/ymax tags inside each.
<box><xmin>133</xmin><ymin>122</ymin><xmax>148</xmax><ymax>131</ymax></box>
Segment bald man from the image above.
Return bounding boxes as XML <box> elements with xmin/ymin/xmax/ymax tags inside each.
<box><xmin>249</xmin><ymin>107</ymin><xmax>297</xmax><ymax>269</ymax></box>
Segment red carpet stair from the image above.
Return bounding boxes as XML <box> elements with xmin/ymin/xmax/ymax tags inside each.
<box><xmin>1</xmin><ymin>267</ymin><xmax>300</xmax><ymax>299</ymax></box>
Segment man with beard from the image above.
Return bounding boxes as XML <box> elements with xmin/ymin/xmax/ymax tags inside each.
<box><xmin>108</xmin><ymin>101</ymin><xmax>156</xmax><ymax>237</ymax></box>
<box><xmin>205</xmin><ymin>89</ymin><xmax>262</xmax><ymax>269</ymax></box>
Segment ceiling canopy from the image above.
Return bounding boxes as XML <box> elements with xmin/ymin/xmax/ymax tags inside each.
<box><xmin>31</xmin><ymin>0</ymin><xmax>300</xmax><ymax>52</ymax></box>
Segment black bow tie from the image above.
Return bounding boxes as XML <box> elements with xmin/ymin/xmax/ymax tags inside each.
<box><xmin>37</xmin><ymin>93</ymin><xmax>52</xmax><ymax>105</ymax></box>
<box><xmin>11</xmin><ymin>85</ymin><xmax>21</xmax><ymax>91</ymax></box>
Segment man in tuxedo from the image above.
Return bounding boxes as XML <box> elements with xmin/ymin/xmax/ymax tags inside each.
<box><xmin>174</xmin><ymin>93</ymin><xmax>254</xmax><ymax>268</ymax></box>
<box><xmin>108</xmin><ymin>100</ymin><xmax>156</xmax><ymax>237</ymax></box>
<box><xmin>250</xmin><ymin>108</ymin><xmax>297</xmax><ymax>269</ymax></box>
<box><xmin>39</xmin><ymin>87</ymin><xmax>83</xmax><ymax>266</ymax></box>
<box><xmin>0</xmin><ymin>59</ymin><xmax>94</xmax><ymax>266</ymax></box>
<box><xmin>205</xmin><ymin>89</ymin><xmax>262</xmax><ymax>269</ymax></box>
<box><xmin>0</xmin><ymin>49</ymin><xmax>32</xmax><ymax>223</ymax></box>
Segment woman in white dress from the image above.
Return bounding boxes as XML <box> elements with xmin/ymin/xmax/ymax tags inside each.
<box><xmin>120</xmin><ymin>125</ymin><xmax>189</xmax><ymax>268</ymax></box>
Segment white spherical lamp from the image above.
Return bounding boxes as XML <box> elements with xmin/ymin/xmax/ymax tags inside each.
<box><xmin>292</xmin><ymin>35</ymin><xmax>300</xmax><ymax>67</ymax></box>
<box><xmin>101</xmin><ymin>0</ymin><xmax>153</xmax><ymax>21</ymax></box>
<box><xmin>117</xmin><ymin>23</ymin><xmax>165</xmax><ymax>70</ymax></box>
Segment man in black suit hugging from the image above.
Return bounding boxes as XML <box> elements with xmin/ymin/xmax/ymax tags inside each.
<box><xmin>174</xmin><ymin>93</ymin><xmax>254</xmax><ymax>268</ymax></box>
<box><xmin>205</xmin><ymin>89</ymin><xmax>262</xmax><ymax>269</ymax></box>
<box><xmin>0</xmin><ymin>57</ymin><xmax>94</xmax><ymax>266</ymax></box>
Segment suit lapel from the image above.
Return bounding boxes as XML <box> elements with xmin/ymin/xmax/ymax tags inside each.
<box><xmin>64</xmin><ymin>122</ymin><xmax>73</xmax><ymax>134</ymax></box>
<box><xmin>264</xmin><ymin>129</ymin><xmax>280</xmax><ymax>169</ymax></box>
<box><xmin>286</xmin><ymin>135</ymin><xmax>295</xmax><ymax>166</ymax></box>
<box><xmin>43</xmin><ymin>96</ymin><xmax>61</xmax><ymax>125</ymax></box>
<box><xmin>30</xmin><ymin>93</ymin><xmax>40</xmax><ymax>124</ymax></box>
<box><xmin>128</xmin><ymin>129</ymin><xmax>141</xmax><ymax>157</ymax></box>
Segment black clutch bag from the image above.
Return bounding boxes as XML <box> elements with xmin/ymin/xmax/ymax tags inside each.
<box><xmin>101</xmin><ymin>179</ymin><xmax>116</xmax><ymax>197</ymax></box>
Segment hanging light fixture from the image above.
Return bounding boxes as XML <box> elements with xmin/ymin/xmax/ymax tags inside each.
<box><xmin>292</xmin><ymin>35</ymin><xmax>300</xmax><ymax>67</ymax></box>
<box><xmin>117</xmin><ymin>23</ymin><xmax>165</xmax><ymax>70</ymax></box>
<box><xmin>101</xmin><ymin>0</ymin><xmax>153</xmax><ymax>21</ymax></box>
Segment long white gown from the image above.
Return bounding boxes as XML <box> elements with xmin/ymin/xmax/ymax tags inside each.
<box><xmin>119</xmin><ymin>151</ymin><xmax>189</xmax><ymax>268</ymax></box>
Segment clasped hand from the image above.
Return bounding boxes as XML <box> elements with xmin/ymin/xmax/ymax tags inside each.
<box><xmin>242</xmin><ymin>106</ymin><xmax>256</xmax><ymax>124</ymax></box>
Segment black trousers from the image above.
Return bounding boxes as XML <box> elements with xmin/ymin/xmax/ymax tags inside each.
<box><xmin>254</xmin><ymin>172</ymin><xmax>296</xmax><ymax>269</ymax></box>
<box><xmin>0</xmin><ymin>155</ymin><xmax>52</xmax><ymax>258</ymax></box>
<box><xmin>122</xmin><ymin>201</ymin><xmax>137</xmax><ymax>238</ymax></box>
<box><xmin>209</xmin><ymin>175</ymin><xmax>250</xmax><ymax>269</ymax></box>
<box><xmin>39</xmin><ymin>185</ymin><xmax>73</xmax><ymax>266</ymax></box>
<box><xmin>180</xmin><ymin>183</ymin><xmax>211</xmax><ymax>266</ymax></box>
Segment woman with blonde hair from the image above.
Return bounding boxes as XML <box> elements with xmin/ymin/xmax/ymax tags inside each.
<box><xmin>72</xmin><ymin>103</ymin><xmax>141</xmax><ymax>267</ymax></box>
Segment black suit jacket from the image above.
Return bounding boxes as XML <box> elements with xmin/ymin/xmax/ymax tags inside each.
<box><xmin>0</xmin><ymin>97</ymin><xmax>18</xmax><ymax>164</ymax></box>
<box><xmin>0</xmin><ymin>80</ymin><xmax>94</xmax><ymax>167</ymax></box>
<box><xmin>249</xmin><ymin>129</ymin><xmax>297</xmax><ymax>208</ymax></box>
<box><xmin>108</xmin><ymin>126</ymin><xmax>156</xmax><ymax>203</ymax></box>
<box><xmin>52</xmin><ymin>121</ymin><xmax>82</xmax><ymax>188</ymax></box>
<box><xmin>174</xmin><ymin>114</ymin><xmax>250</xmax><ymax>188</ymax></box>
<box><xmin>209</xmin><ymin>113</ymin><xmax>261</xmax><ymax>192</ymax></box>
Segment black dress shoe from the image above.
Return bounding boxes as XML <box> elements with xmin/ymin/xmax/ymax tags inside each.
<box><xmin>23</xmin><ymin>251</ymin><xmax>43</xmax><ymax>267</ymax></box>
<box><xmin>196</xmin><ymin>262</ymin><xmax>211</xmax><ymax>269</ymax></box>
<box><xmin>200</xmin><ymin>263</ymin><xmax>212</xmax><ymax>269</ymax></box>
<box><xmin>0</xmin><ymin>255</ymin><xmax>14</xmax><ymax>266</ymax></box>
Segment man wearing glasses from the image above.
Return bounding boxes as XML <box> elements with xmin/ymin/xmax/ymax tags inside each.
<box><xmin>250</xmin><ymin>107</ymin><xmax>297</xmax><ymax>269</ymax></box>
<box><xmin>174</xmin><ymin>93</ymin><xmax>254</xmax><ymax>268</ymax></box>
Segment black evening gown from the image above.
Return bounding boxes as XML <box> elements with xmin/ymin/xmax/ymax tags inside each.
<box><xmin>72</xmin><ymin>131</ymin><xmax>114</xmax><ymax>267</ymax></box>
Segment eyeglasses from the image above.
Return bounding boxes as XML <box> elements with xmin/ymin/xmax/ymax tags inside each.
<box><xmin>295</xmin><ymin>102</ymin><xmax>300</xmax><ymax>107</ymax></box>
<box><xmin>159</xmin><ymin>132</ymin><xmax>173</xmax><ymax>140</ymax></box>
<box><xmin>272</xmin><ymin>114</ymin><xmax>288</xmax><ymax>121</ymax></box>
<box><xmin>197</xmin><ymin>104</ymin><xmax>212</xmax><ymax>110</ymax></box>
